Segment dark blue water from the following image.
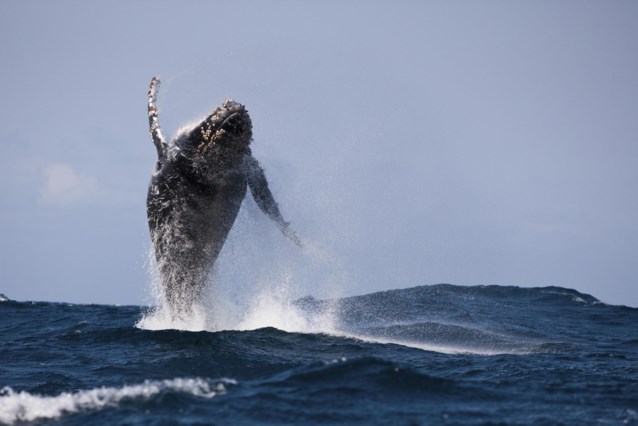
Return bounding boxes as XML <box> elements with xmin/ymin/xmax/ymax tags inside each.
<box><xmin>1</xmin><ymin>284</ymin><xmax>637</xmax><ymax>425</ymax></box>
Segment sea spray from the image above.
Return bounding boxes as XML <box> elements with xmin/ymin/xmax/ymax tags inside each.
<box><xmin>138</xmin><ymin>196</ymin><xmax>343</xmax><ymax>333</ymax></box>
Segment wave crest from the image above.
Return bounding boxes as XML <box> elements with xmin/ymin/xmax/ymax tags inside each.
<box><xmin>0</xmin><ymin>377</ymin><xmax>236</xmax><ymax>424</ymax></box>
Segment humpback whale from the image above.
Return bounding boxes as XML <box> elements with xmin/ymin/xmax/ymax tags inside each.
<box><xmin>146</xmin><ymin>77</ymin><xmax>300</xmax><ymax>316</ymax></box>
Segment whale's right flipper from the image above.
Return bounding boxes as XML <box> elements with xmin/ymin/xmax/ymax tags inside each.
<box><xmin>148</xmin><ymin>77</ymin><xmax>168</xmax><ymax>162</ymax></box>
<box><xmin>246</xmin><ymin>155</ymin><xmax>303</xmax><ymax>247</ymax></box>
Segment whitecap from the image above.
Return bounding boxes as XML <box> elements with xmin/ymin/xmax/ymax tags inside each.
<box><xmin>0</xmin><ymin>377</ymin><xmax>236</xmax><ymax>425</ymax></box>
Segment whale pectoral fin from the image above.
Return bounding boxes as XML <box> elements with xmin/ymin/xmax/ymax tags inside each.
<box><xmin>246</xmin><ymin>155</ymin><xmax>284</xmax><ymax>223</ymax></box>
<box><xmin>148</xmin><ymin>77</ymin><xmax>168</xmax><ymax>160</ymax></box>
<box><xmin>246</xmin><ymin>155</ymin><xmax>303</xmax><ymax>247</ymax></box>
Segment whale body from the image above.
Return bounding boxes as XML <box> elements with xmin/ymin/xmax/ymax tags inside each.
<box><xmin>145</xmin><ymin>78</ymin><xmax>299</xmax><ymax>316</ymax></box>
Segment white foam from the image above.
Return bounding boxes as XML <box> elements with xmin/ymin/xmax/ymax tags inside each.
<box><xmin>0</xmin><ymin>377</ymin><xmax>235</xmax><ymax>425</ymax></box>
<box><xmin>137</xmin><ymin>282</ymin><xmax>337</xmax><ymax>335</ymax></box>
<box><xmin>236</xmin><ymin>289</ymin><xmax>335</xmax><ymax>333</ymax></box>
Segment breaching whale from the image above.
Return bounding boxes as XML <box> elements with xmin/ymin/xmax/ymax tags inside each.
<box><xmin>146</xmin><ymin>77</ymin><xmax>300</xmax><ymax>316</ymax></box>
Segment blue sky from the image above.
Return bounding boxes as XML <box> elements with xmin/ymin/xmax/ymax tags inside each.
<box><xmin>1</xmin><ymin>1</ymin><xmax>637</xmax><ymax>307</ymax></box>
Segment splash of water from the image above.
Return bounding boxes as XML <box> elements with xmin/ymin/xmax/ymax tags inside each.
<box><xmin>137</xmin><ymin>196</ymin><xmax>342</xmax><ymax>333</ymax></box>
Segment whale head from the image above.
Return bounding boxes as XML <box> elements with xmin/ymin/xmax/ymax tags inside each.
<box><xmin>181</xmin><ymin>99</ymin><xmax>253</xmax><ymax>180</ymax></box>
<box><xmin>197</xmin><ymin>99</ymin><xmax>253</xmax><ymax>154</ymax></box>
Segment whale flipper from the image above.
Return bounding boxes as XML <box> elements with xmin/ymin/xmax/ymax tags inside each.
<box><xmin>148</xmin><ymin>77</ymin><xmax>168</xmax><ymax>163</ymax></box>
<box><xmin>246</xmin><ymin>156</ymin><xmax>303</xmax><ymax>247</ymax></box>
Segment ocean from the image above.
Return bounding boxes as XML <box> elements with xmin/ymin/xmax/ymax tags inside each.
<box><xmin>1</xmin><ymin>284</ymin><xmax>636</xmax><ymax>425</ymax></box>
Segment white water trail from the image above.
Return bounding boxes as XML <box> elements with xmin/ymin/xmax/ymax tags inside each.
<box><xmin>0</xmin><ymin>378</ymin><xmax>234</xmax><ymax>425</ymax></box>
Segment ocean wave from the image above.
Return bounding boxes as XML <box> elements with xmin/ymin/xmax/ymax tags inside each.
<box><xmin>248</xmin><ymin>356</ymin><xmax>460</xmax><ymax>402</ymax></box>
<box><xmin>0</xmin><ymin>377</ymin><xmax>236</xmax><ymax>425</ymax></box>
<box><xmin>131</xmin><ymin>284</ymin><xmax>610</xmax><ymax>356</ymax></box>
<box><xmin>1</xmin><ymin>283</ymin><xmax>636</xmax><ymax>424</ymax></box>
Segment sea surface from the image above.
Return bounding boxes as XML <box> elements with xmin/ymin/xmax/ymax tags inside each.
<box><xmin>1</xmin><ymin>284</ymin><xmax>637</xmax><ymax>425</ymax></box>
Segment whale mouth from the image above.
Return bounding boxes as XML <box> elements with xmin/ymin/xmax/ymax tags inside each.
<box><xmin>219</xmin><ymin>112</ymin><xmax>241</xmax><ymax>131</ymax></box>
<box><xmin>207</xmin><ymin>111</ymin><xmax>249</xmax><ymax>142</ymax></box>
